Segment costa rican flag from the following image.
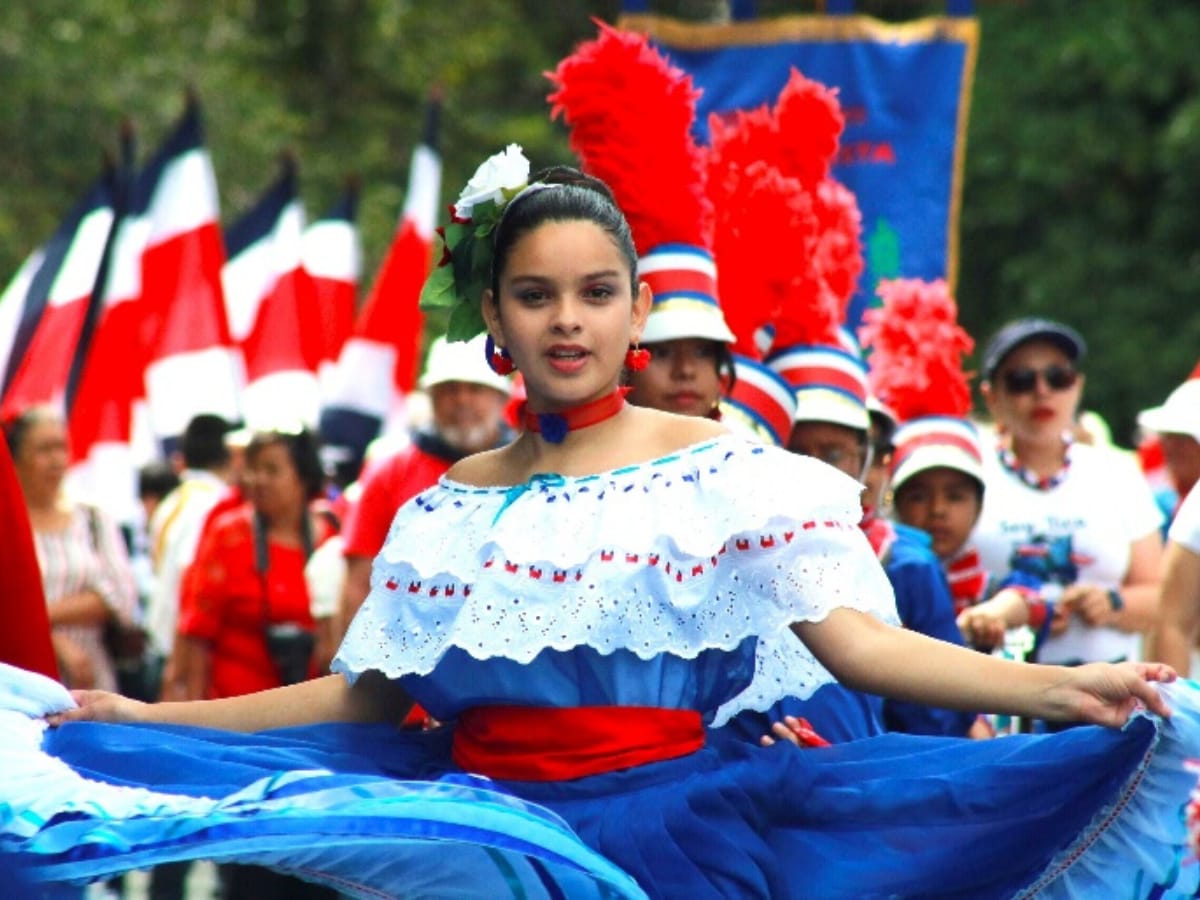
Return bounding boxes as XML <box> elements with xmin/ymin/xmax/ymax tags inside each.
<box><xmin>320</xmin><ymin>95</ymin><xmax>440</xmax><ymax>473</ymax></box>
<box><xmin>0</xmin><ymin>251</ymin><xmax>46</xmax><ymax>404</ymax></box>
<box><xmin>138</xmin><ymin>97</ymin><xmax>242</xmax><ymax>447</ymax></box>
<box><xmin>304</xmin><ymin>181</ymin><xmax>361</xmax><ymax>403</ymax></box>
<box><xmin>69</xmin><ymin>97</ymin><xmax>239</xmax><ymax>519</ymax></box>
<box><xmin>223</xmin><ymin>156</ymin><xmax>320</xmax><ymax>430</ymax></box>
<box><xmin>0</xmin><ymin>164</ymin><xmax>118</xmax><ymax>419</ymax></box>
<box><xmin>720</xmin><ymin>354</ymin><xmax>797</xmax><ymax>447</ymax></box>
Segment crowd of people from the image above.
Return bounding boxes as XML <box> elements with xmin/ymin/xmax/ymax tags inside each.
<box><xmin>3</xmin><ymin>22</ymin><xmax>1200</xmax><ymax>900</ymax></box>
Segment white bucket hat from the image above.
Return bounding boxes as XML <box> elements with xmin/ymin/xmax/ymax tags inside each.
<box><xmin>1138</xmin><ymin>377</ymin><xmax>1200</xmax><ymax>442</ymax></box>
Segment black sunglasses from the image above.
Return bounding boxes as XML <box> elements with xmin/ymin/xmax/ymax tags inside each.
<box><xmin>1000</xmin><ymin>364</ymin><xmax>1079</xmax><ymax>395</ymax></box>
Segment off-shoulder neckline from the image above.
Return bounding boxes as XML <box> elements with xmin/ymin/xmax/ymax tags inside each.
<box><xmin>439</xmin><ymin>435</ymin><xmax>755</xmax><ymax>494</ymax></box>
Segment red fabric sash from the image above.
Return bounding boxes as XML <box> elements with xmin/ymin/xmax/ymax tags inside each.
<box><xmin>452</xmin><ymin>705</ymin><xmax>705</xmax><ymax>781</ymax></box>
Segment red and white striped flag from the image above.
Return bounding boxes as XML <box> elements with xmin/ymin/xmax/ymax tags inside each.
<box><xmin>305</xmin><ymin>179</ymin><xmax>361</xmax><ymax>402</ymax></box>
<box><xmin>0</xmin><ymin>163</ymin><xmax>118</xmax><ymax>420</ymax></box>
<box><xmin>69</xmin><ymin>97</ymin><xmax>240</xmax><ymax>518</ymax></box>
<box><xmin>138</xmin><ymin>98</ymin><xmax>241</xmax><ymax>446</ymax></box>
<box><xmin>223</xmin><ymin>156</ymin><xmax>320</xmax><ymax>430</ymax></box>
<box><xmin>319</xmin><ymin>96</ymin><xmax>441</xmax><ymax>472</ymax></box>
<box><xmin>0</xmin><ymin>250</ymin><xmax>48</xmax><ymax>406</ymax></box>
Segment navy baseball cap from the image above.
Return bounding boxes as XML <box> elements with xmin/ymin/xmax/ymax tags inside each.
<box><xmin>982</xmin><ymin>318</ymin><xmax>1086</xmax><ymax>379</ymax></box>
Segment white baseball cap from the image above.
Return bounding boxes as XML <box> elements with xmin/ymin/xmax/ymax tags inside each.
<box><xmin>418</xmin><ymin>335</ymin><xmax>513</xmax><ymax>396</ymax></box>
<box><xmin>1138</xmin><ymin>378</ymin><xmax>1200</xmax><ymax>442</ymax></box>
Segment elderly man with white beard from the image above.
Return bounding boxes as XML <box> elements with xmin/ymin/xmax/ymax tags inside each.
<box><xmin>335</xmin><ymin>335</ymin><xmax>513</xmax><ymax>641</ymax></box>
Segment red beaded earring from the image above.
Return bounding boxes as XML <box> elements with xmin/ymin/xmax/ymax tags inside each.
<box><xmin>485</xmin><ymin>335</ymin><xmax>515</xmax><ymax>375</ymax></box>
<box><xmin>624</xmin><ymin>344</ymin><xmax>650</xmax><ymax>372</ymax></box>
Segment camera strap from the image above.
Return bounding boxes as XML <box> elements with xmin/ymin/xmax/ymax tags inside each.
<box><xmin>253</xmin><ymin>510</ymin><xmax>315</xmax><ymax>629</ymax></box>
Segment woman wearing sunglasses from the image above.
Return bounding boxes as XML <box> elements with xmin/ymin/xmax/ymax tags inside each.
<box><xmin>973</xmin><ymin>318</ymin><xmax>1164</xmax><ymax>728</ymax></box>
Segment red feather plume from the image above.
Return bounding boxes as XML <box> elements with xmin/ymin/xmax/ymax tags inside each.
<box><xmin>772</xmin><ymin>70</ymin><xmax>845</xmax><ymax>192</ymax></box>
<box><xmin>547</xmin><ymin>21</ymin><xmax>712</xmax><ymax>254</ymax></box>
<box><xmin>706</xmin><ymin>103</ymin><xmax>821</xmax><ymax>358</ymax></box>
<box><xmin>702</xmin><ymin>67</ymin><xmax>860</xmax><ymax>353</ymax></box>
<box><xmin>812</xmin><ymin>179</ymin><xmax>865</xmax><ymax>319</ymax></box>
<box><xmin>859</xmin><ymin>278</ymin><xmax>974</xmax><ymax>422</ymax></box>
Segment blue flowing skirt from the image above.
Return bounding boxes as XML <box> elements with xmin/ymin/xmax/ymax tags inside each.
<box><xmin>4</xmin><ymin>684</ymin><xmax>1200</xmax><ymax>898</ymax></box>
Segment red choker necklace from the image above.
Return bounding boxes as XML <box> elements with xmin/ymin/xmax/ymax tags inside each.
<box><xmin>524</xmin><ymin>387</ymin><xmax>629</xmax><ymax>444</ymax></box>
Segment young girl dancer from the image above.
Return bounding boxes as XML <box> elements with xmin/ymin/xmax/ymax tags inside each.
<box><xmin>2</xmin><ymin>152</ymin><xmax>1198</xmax><ymax>899</ymax></box>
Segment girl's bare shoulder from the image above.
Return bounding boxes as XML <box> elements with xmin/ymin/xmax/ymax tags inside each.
<box><xmin>443</xmin><ymin>446</ymin><xmax>514</xmax><ymax>487</ymax></box>
<box><xmin>626</xmin><ymin>406</ymin><xmax>729</xmax><ymax>453</ymax></box>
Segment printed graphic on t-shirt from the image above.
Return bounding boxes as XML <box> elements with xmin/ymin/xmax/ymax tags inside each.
<box><xmin>1007</xmin><ymin>533</ymin><xmax>1095</xmax><ymax>587</ymax></box>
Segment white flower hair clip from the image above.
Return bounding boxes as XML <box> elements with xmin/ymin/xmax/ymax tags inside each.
<box><xmin>420</xmin><ymin>145</ymin><xmax>532</xmax><ymax>341</ymax></box>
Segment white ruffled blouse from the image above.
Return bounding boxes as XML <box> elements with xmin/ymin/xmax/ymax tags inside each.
<box><xmin>332</xmin><ymin>435</ymin><xmax>898</xmax><ymax>726</ymax></box>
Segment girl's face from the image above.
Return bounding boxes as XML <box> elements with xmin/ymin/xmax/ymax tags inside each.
<box><xmin>983</xmin><ymin>340</ymin><xmax>1083</xmax><ymax>450</ymax></box>
<box><xmin>484</xmin><ymin>219</ymin><xmax>650</xmax><ymax>410</ymax></box>
<box><xmin>245</xmin><ymin>441</ymin><xmax>306</xmax><ymax>524</ymax></box>
<box><xmin>626</xmin><ymin>338</ymin><xmax>723</xmax><ymax>418</ymax></box>
<box><xmin>893</xmin><ymin>466</ymin><xmax>982</xmax><ymax>560</ymax></box>
<box><xmin>13</xmin><ymin>416</ymin><xmax>69</xmax><ymax>503</ymax></box>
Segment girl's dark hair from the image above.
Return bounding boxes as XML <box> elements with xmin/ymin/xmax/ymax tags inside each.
<box><xmin>2</xmin><ymin>405</ymin><xmax>63</xmax><ymax>459</ymax></box>
<box><xmin>490</xmin><ymin>166</ymin><xmax>638</xmax><ymax>297</ymax></box>
<box><xmin>246</xmin><ymin>428</ymin><xmax>326</xmax><ymax>502</ymax></box>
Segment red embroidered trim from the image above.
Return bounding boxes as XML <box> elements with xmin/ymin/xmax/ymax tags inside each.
<box><xmin>383</xmin><ymin>520</ymin><xmax>852</xmax><ymax>598</ymax></box>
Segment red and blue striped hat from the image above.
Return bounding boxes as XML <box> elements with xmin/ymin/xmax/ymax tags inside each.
<box><xmin>890</xmin><ymin>414</ymin><xmax>984</xmax><ymax>491</ymax></box>
<box><xmin>719</xmin><ymin>354</ymin><xmax>797</xmax><ymax>446</ymax></box>
<box><xmin>638</xmin><ymin>243</ymin><xmax>735</xmax><ymax>345</ymax></box>
<box><xmin>767</xmin><ymin>343</ymin><xmax>871</xmax><ymax>433</ymax></box>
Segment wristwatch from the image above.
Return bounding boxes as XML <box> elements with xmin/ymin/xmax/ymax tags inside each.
<box><xmin>1107</xmin><ymin>589</ymin><xmax>1125</xmax><ymax>612</ymax></box>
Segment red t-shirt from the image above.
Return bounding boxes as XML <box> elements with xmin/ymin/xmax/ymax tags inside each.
<box><xmin>178</xmin><ymin>504</ymin><xmax>329</xmax><ymax>698</ymax></box>
<box><xmin>341</xmin><ymin>442</ymin><xmax>454</xmax><ymax>559</ymax></box>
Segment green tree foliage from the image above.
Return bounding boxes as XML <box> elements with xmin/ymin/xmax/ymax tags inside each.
<box><xmin>0</xmin><ymin>1</ymin><xmax>1196</xmax><ymax>441</ymax></box>
<box><xmin>960</xmin><ymin>0</ymin><xmax>1200</xmax><ymax>441</ymax></box>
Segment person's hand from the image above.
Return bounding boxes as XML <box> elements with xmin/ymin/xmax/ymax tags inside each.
<box><xmin>1048</xmin><ymin>600</ymin><xmax>1072</xmax><ymax>636</ymax></box>
<box><xmin>52</xmin><ymin>633</ymin><xmax>95</xmax><ymax>689</ymax></box>
<box><xmin>759</xmin><ymin>715</ymin><xmax>830</xmax><ymax>749</ymax></box>
<box><xmin>957</xmin><ymin>608</ymin><xmax>1007</xmax><ymax>650</ymax></box>
<box><xmin>966</xmin><ymin>716</ymin><xmax>996</xmax><ymax>740</ymax></box>
<box><xmin>1060</xmin><ymin>583</ymin><xmax>1117</xmax><ymax>627</ymax></box>
<box><xmin>1039</xmin><ymin>661</ymin><xmax>1176</xmax><ymax>728</ymax></box>
<box><xmin>45</xmin><ymin>690</ymin><xmax>148</xmax><ymax>727</ymax></box>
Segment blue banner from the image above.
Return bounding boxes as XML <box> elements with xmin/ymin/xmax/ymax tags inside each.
<box><xmin>618</xmin><ymin>13</ymin><xmax>979</xmax><ymax>328</ymax></box>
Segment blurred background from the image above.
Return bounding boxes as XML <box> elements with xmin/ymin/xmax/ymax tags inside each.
<box><xmin>1</xmin><ymin>0</ymin><xmax>1198</xmax><ymax>442</ymax></box>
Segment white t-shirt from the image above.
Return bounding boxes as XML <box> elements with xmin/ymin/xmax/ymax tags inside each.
<box><xmin>1169</xmin><ymin>484</ymin><xmax>1200</xmax><ymax>553</ymax></box>
<box><xmin>305</xmin><ymin>534</ymin><xmax>346</xmax><ymax>620</ymax></box>
<box><xmin>973</xmin><ymin>442</ymin><xmax>1163</xmax><ymax>665</ymax></box>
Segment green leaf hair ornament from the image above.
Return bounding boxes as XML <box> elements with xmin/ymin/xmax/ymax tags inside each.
<box><xmin>419</xmin><ymin>144</ymin><xmax>531</xmax><ymax>342</ymax></box>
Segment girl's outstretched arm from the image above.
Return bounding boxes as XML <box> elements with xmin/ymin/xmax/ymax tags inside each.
<box><xmin>795</xmin><ymin>608</ymin><xmax>1174</xmax><ymax>728</ymax></box>
<box><xmin>46</xmin><ymin>670</ymin><xmax>412</xmax><ymax>732</ymax></box>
